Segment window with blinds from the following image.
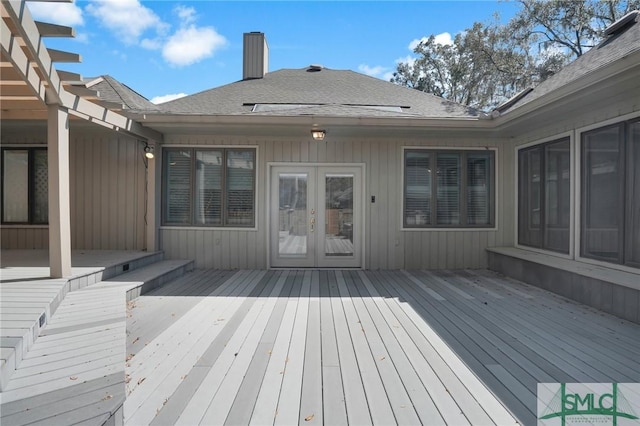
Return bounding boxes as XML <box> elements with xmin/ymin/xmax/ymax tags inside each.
<box><xmin>403</xmin><ymin>149</ymin><xmax>494</xmax><ymax>228</ymax></box>
<box><xmin>163</xmin><ymin>148</ymin><xmax>256</xmax><ymax>227</ymax></box>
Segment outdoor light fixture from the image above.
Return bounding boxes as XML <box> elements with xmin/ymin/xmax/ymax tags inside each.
<box><xmin>144</xmin><ymin>143</ymin><xmax>155</xmax><ymax>159</ymax></box>
<box><xmin>311</xmin><ymin>129</ymin><xmax>326</xmax><ymax>141</ymax></box>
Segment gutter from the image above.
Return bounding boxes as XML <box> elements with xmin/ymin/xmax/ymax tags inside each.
<box><xmin>131</xmin><ymin>112</ymin><xmax>493</xmax><ymax>131</ymax></box>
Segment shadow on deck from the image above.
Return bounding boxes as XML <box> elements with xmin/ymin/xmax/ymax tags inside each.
<box><xmin>124</xmin><ymin>269</ymin><xmax>640</xmax><ymax>425</ymax></box>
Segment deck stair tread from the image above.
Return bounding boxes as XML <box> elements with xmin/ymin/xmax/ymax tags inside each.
<box><xmin>0</xmin><ymin>253</ymin><xmax>193</xmax><ymax>425</ymax></box>
<box><xmin>0</xmin><ymin>251</ymin><xmax>167</xmax><ymax>391</ymax></box>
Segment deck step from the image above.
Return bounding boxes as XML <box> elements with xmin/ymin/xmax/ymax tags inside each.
<box><xmin>89</xmin><ymin>259</ymin><xmax>195</xmax><ymax>301</ymax></box>
<box><xmin>0</xmin><ymin>258</ymin><xmax>194</xmax><ymax>425</ymax></box>
<box><xmin>0</xmin><ymin>251</ymin><xmax>165</xmax><ymax>392</ymax></box>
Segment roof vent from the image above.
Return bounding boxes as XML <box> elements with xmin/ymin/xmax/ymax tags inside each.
<box><xmin>604</xmin><ymin>10</ymin><xmax>638</xmax><ymax>36</ymax></box>
<box><xmin>307</xmin><ymin>64</ymin><xmax>323</xmax><ymax>72</ymax></box>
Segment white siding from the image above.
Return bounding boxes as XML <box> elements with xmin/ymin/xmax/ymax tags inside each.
<box><xmin>160</xmin><ymin>133</ymin><xmax>509</xmax><ymax>269</ymax></box>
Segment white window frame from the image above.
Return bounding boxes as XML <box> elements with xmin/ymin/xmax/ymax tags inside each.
<box><xmin>514</xmin><ymin>132</ymin><xmax>574</xmax><ymax>259</ymax></box>
<box><xmin>575</xmin><ymin>112</ymin><xmax>640</xmax><ymax>273</ymax></box>
<box><xmin>400</xmin><ymin>146</ymin><xmax>498</xmax><ymax>231</ymax></box>
<box><xmin>160</xmin><ymin>145</ymin><xmax>259</xmax><ymax>231</ymax></box>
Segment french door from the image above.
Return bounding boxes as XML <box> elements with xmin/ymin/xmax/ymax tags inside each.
<box><xmin>270</xmin><ymin>165</ymin><xmax>363</xmax><ymax>268</ymax></box>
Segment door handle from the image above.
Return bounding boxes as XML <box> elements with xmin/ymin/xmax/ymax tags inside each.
<box><xmin>310</xmin><ymin>217</ymin><xmax>316</xmax><ymax>232</ymax></box>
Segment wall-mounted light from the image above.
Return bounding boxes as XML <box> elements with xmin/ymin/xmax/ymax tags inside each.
<box><xmin>311</xmin><ymin>129</ymin><xmax>326</xmax><ymax>141</ymax></box>
<box><xmin>144</xmin><ymin>143</ymin><xmax>155</xmax><ymax>159</ymax></box>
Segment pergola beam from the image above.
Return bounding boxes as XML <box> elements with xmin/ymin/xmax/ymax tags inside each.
<box><xmin>0</xmin><ymin>18</ymin><xmax>47</xmax><ymax>101</ymax></box>
<box><xmin>35</xmin><ymin>21</ymin><xmax>74</xmax><ymax>37</ymax></box>
<box><xmin>47</xmin><ymin>48</ymin><xmax>81</xmax><ymax>63</ymax></box>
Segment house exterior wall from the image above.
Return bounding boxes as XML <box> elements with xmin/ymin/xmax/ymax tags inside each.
<box><xmin>490</xmin><ymin>79</ymin><xmax>640</xmax><ymax>322</ymax></box>
<box><xmin>1</xmin><ymin>124</ymin><xmax>146</xmax><ymax>251</ymax></box>
<box><xmin>159</xmin><ymin>132</ymin><xmax>512</xmax><ymax>269</ymax></box>
<box><xmin>500</xmin><ymin>84</ymin><xmax>640</xmax><ymax>263</ymax></box>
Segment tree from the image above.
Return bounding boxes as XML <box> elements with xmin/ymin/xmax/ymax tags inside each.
<box><xmin>508</xmin><ymin>0</ymin><xmax>640</xmax><ymax>58</ymax></box>
<box><xmin>392</xmin><ymin>20</ymin><xmax>537</xmax><ymax>110</ymax></box>
<box><xmin>392</xmin><ymin>0</ymin><xmax>640</xmax><ymax>111</ymax></box>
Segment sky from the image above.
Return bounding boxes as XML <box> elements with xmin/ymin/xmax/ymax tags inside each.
<box><xmin>28</xmin><ymin>1</ymin><xmax>521</xmax><ymax>104</ymax></box>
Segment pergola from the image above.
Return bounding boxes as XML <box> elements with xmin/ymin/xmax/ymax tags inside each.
<box><xmin>1</xmin><ymin>0</ymin><xmax>161</xmax><ymax>277</ymax></box>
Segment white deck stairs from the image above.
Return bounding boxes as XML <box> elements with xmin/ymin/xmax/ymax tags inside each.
<box><xmin>0</xmin><ymin>253</ymin><xmax>193</xmax><ymax>425</ymax></box>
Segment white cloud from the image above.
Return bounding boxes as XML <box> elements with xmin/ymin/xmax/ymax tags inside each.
<box><xmin>150</xmin><ymin>93</ymin><xmax>188</xmax><ymax>104</ymax></box>
<box><xmin>408</xmin><ymin>32</ymin><xmax>453</xmax><ymax>50</ymax></box>
<box><xmin>28</xmin><ymin>2</ymin><xmax>83</xmax><ymax>26</ymax></box>
<box><xmin>84</xmin><ymin>2</ymin><xmax>227</xmax><ymax>67</ymax></box>
<box><xmin>174</xmin><ymin>5</ymin><xmax>197</xmax><ymax>25</ymax></box>
<box><xmin>358</xmin><ymin>64</ymin><xmax>396</xmax><ymax>81</ymax></box>
<box><xmin>358</xmin><ymin>64</ymin><xmax>388</xmax><ymax>77</ymax></box>
<box><xmin>162</xmin><ymin>25</ymin><xmax>227</xmax><ymax>67</ymax></box>
<box><xmin>408</xmin><ymin>36</ymin><xmax>428</xmax><ymax>51</ymax></box>
<box><xmin>434</xmin><ymin>32</ymin><xmax>454</xmax><ymax>46</ymax></box>
<box><xmin>86</xmin><ymin>0</ymin><xmax>167</xmax><ymax>44</ymax></box>
<box><xmin>396</xmin><ymin>55</ymin><xmax>416</xmax><ymax>67</ymax></box>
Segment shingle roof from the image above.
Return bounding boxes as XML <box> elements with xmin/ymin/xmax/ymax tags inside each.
<box><xmin>501</xmin><ymin>11</ymin><xmax>640</xmax><ymax>113</ymax></box>
<box><xmin>156</xmin><ymin>67</ymin><xmax>477</xmax><ymax>118</ymax></box>
<box><xmin>85</xmin><ymin>75</ymin><xmax>159</xmax><ymax>111</ymax></box>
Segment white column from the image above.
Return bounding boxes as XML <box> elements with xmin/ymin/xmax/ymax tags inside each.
<box><xmin>47</xmin><ymin>104</ymin><xmax>72</xmax><ymax>278</ymax></box>
<box><xmin>145</xmin><ymin>142</ymin><xmax>158</xmax><ymax>252</ymax></box>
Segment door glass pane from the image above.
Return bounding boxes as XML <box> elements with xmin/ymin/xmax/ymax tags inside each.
<box><xmin>3</xmin><ymin>150</ymin><xmax>29</xmax><ymax>222</ymax></box>
<box><xmin>278</xmin><ymin>173</ymin><xmax>308</xmax><ymax>255</ymax></box>
<box><xmin>582</xmin><ymin>125</ymin><xmax>622</xmax><ymax>262</ymax></box>
<box><xmin>325</xmin><ymin>174</ymin><xmax>354</xmax><ymax>257</ymax></box>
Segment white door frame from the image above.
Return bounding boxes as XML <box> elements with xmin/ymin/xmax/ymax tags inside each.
<box><xmin>267</xmin><ymin>162</ymin><xmax>366</xmax><ymax>269</ymax></box>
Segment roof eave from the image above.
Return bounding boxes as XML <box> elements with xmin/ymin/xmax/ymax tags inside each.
<box><xmin>133</xmin><ymin>113</ymin><xmax>487</xmax><ymax>130</ymax></box>
<box><xmin>493</xmin><ymin>48</ymin><xmax>640</xmax><ymax>127</ymax></box>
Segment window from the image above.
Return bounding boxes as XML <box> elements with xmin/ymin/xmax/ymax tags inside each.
<box><xmin>403</xmin><ymin>149</ymin><xmax>495</xmax><ymax>228</ymax></box>
<box><xmin>1</xmin><ymin>148</ymin><xmax>48</xmax><ymax>224</ymax></box>
<box><xmin>163</xmin><ymin>148</ymin><xmax>256</xmax><ymax>227</ymax></box>
<box><xmin>581</xmin><ymin>120</ymin><xmax>639</xmax><ymax>268</ymax></box>
<box><xmin>518</xmin><ymin>138</ymin><xmax>570</xmax><ymax>253</ymax></box>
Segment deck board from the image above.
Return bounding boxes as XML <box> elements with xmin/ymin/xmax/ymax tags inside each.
<box><xmin>7</xmin><ymin>267</ymin><xmax>629</xmax><ymax>426</ymax></box>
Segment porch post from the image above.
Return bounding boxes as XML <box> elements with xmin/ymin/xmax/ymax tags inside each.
<box><xmin>145</xmin><ymin>141</ymin><xmax>158</xmax><ymax>252</ymax></box>
<box><xmin>47</xmin><ymin>104</ymin><xmax>72</xmax><ymax>278</ymax></box>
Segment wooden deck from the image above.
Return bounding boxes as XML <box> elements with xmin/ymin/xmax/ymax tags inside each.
<box><xmin>124</xmin><ymin>269</ymin><xmax>640</xmax><ymax>426</ymax></box>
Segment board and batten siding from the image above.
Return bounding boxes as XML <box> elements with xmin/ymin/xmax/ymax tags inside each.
<box><xmin>160</xmin><ymin>133</ymin><xmax>511</xmax><ymax>269</ymax></box>
<box><xmin>1</xmin><ymin>125</ymin><xmax>146</xmax><ymax>251</ymax></box>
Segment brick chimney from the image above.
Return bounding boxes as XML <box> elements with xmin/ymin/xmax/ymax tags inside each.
<box><xmin>243</xmin><ymin>32</ymin><xmax>269</xmax><ymax>80</ymax></box>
